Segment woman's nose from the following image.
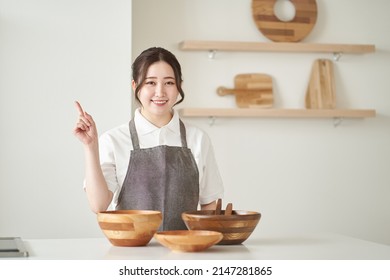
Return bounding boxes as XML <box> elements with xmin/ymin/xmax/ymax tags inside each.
<box><xmin>155</xmin><ymin>84</ymin><xmax>166</xmax><ymax>97</ymax></box>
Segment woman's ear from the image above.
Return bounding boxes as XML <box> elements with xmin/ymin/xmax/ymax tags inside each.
<box><xmin>131</xmin><ymin>80</ymin><xmax>136</xmax><ymax>91</ymax></box>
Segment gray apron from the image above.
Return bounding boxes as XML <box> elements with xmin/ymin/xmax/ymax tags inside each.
<box><xmin>116</xmin><ymin>119</ymin><xmax>199</xmax><ymax>231</ymax></box>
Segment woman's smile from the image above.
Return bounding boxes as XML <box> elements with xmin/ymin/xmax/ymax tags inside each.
<box><xmin>151</xmin><ymin>99</ymin><xmax>168</xmax><ymax>105</ymax></box>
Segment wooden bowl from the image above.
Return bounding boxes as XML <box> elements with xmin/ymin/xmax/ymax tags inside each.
<box><xmin>182</xmin><ymin>210</ymin><xmax>261</xmax><ymax>245</ymax></box>
<box><xmin>154</xmin><ymin>230</ymin><xmax>223</xmax><ymax>252</ymax></box>
<box><xmin>97</xmin><ymin>210</ymin><xmax>162</xmax><ymax>246</ymax></box>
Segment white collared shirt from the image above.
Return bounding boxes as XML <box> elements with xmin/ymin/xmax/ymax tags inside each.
<box><xmin>98</xmin><ymin>108</ymin><xmax>224</xmax><ymax>209</ymax></box>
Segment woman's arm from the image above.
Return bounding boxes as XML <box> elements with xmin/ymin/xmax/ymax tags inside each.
<box><xmin>73</xmin><ymin>101</ymin><xmax>113</xmax><ymax>213</ymax></box>
<box><xmin>200</xmin><ymin>200</ymin><xmax>217</xmax><ymax>210</ymax></box>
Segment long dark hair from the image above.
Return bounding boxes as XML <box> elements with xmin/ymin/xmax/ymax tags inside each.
<box><xmin>132</xmin><ymin>47</ymin><xmax>185</xmax><ymax>106</ymax></box>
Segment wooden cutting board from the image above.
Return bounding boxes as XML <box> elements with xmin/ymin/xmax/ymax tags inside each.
<box><xmin>305</xmin><ymin>59</ymin><xmax>336</xmax><ymax>109</ymax></box>
<box><xmin>217</xmin><ymin>73</ymin><xmax>273</xmax><ymax>108</ymax></box>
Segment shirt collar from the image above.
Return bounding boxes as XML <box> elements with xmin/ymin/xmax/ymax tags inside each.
<box><xmin>134</xmin><ymin>108</ymin><xmax>180</xmax><ymax>136</ymax></box>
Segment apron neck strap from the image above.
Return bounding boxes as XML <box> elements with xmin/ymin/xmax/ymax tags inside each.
<box><xmin>129</xmin><ymin>120</ymin><xmax>140</xmax><ymax>149</ymax></box>
<box><xmin>179</xmin><ymin>119</ymin><xmax>188</xmax><ymax>148</ymax></box>
<box><xmin>129</xmin><ymin>119</ymin><xmax>188</xmax><ymax>149</ymax></box>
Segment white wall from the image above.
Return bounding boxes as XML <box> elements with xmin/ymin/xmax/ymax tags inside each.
<box><xmin>0</xmin><ymin>0</ymin><xmax>132</xmax><ymax>238</ymax></box>
<box><xmin>133</xmin><ymin>0</ymin><xmax>390</xmax><ymax>245</ymax></box>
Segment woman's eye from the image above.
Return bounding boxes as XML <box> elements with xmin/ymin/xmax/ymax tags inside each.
<box><xmin>145</xmin><ymin>81</ymin><xmax>155</xmax><ymax>85</ymax></box>
<box><xmin>166</xmin><ymin>81</ymin><xmax>175</xmax><ymax>85</ymax></box>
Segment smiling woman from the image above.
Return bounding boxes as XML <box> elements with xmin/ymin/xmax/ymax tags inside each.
<box><xmin>73</xmin><ymin>47</ymin><xmax>224</xmax><ymax>231</ymax></box>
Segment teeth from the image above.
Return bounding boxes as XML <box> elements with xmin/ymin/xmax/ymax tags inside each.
<box><xmin>153</xmin><ymin>100</ymin><xmax>167</xmax><ymax>104</ymax></box>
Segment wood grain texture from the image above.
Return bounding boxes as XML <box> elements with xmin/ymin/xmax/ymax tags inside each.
<box><xmin>97</xmin><ymin>210</ymin><xmax>162</xmax><ymax>247</ymax></box>
<box><xmin>154</xmin><ymin>230</ymin><xmax>223</xmax><ymax>252</ymax></box>
<box><xmin>252</xmin><ymin>0</ymin><xmax>318</xmax><ymax>42</ymax></box>
<box><xmin>305</xmin><ymin>59</ymin><xmax>336</xmax><ymax>109</ymax></box>
<box><xmin>179</xmin><ymin>108</ymin><xmax>376</xmax><ymax>118</ymax></box>
<box><xmin>182</xmin><ymin>210</ymin><xmax>261</xmax><ymax>245</ymax></box>
<box><xmin>225</xmin><ymin>203</ymin><xmax>233</xmax><ymax>216</ymax></box>
<box><xmin>217</xmin><ymin>73</ymin><xmax>273</xmax><ymax>108</ymax></box>
<box><xmin>179</xmin><ymin>41</ymin><xmax>376</xmax><ymax>54</ymax></box>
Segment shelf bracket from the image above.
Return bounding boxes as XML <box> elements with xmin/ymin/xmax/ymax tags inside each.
<box><xmin>333</xmin><ymin>117</ymin><xmax>343</xmax><ymax>127</ymax></box>
<box><xmin>208</xmin><ymin>49</ymin><xmax>216</xmax><ymax>59</ymax></box>
<box><xmin>208</xmin><ymin>116</ymin><xmax>216</xmax><ymax>126</ymax></box>
<box><xmin>333</xmin><ymin>52</ymin><xmax>343</xmax><ymax>61</ymax></box>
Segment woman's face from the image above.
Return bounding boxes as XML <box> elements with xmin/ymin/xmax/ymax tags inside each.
<box><xmin>133</xmin><ymin>61</ymin><xmax>180</xmax><ymax>124</ymax></box>
<box><xmin>133</xmin><ymin>61</ymin><xmax>179</xmax><ymax>120</ymax></box>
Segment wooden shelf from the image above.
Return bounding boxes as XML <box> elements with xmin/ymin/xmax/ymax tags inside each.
<box><xmin>179</xmin><ymin>41</ymin><xmax>376</xmax><ymax>122</ymax></box>
<box><xmin>179</xmin><ymin>40</ymin><xmax>376</xmax><ymax>54</ymax></box>
<box><xmin>179</xmin><ymin>108</ymin><xmax>376</xmax><ymax>119</ymax></box>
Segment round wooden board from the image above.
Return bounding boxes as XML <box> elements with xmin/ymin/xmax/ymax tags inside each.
<box><xmin>252</xmin><ymin>0</ymin><xmax>318</xmax><ymax>42</ymax></box>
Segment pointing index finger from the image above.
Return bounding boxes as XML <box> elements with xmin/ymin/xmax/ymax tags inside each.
<box><xmin>74</xmin><ymin>100</ymin><xmax>85</xmax><ymax>116</ymax></box>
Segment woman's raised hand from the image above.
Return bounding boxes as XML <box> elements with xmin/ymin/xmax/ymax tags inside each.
<box><xmin>73</xmin><ymin>101</ymin><xmax>98</xmax><ymax>146</ymax></box>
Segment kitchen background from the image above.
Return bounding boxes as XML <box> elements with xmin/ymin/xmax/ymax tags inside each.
<box><xmin>1</xmin><ymin>0</ymin><xmax>389</xmax><ymax>246</ymax></box>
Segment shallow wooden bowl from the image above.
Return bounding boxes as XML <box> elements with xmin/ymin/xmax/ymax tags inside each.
<box><xmin>154</xmin><ymin>230</ymin><xmax>223</xmax><ymax>252</ymax></box>
<box><xmin>97</xmin><ymin>210</ymin><xmax>162</xmax><ymax>247</ymax></box>
<box><xmin>182</xmin><ymin>210</ymin><xmax>261</xmax><ymax>245</ymax></box>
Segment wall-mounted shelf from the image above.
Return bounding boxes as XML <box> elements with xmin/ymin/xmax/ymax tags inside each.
<box><xmin>179</xmin><ymin>108</ymin><xmax>376</xmax><ymax>119</ymax></box>
<box><xmin>179</xmin><ymin>40</ymin><xmax>376</xmax><ymax>125</ymax></box>
<box><xmin>179</xmin><ymin>40</ymin><xmax>376</xmax><ymax>54</ymax></box>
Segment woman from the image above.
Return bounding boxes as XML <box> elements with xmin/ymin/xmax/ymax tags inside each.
<box><xmin>74</xmin><ymin>47</ymin><xmax>224</xmax><ymax>230</ymax></box>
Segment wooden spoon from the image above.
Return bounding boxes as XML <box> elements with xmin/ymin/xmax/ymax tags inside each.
<box><xmin>225</xmin><ymin>203</ymin><xmax>233</xmax><ymax>215</ymax></box>
<box><xmin>215</xmin><ymin>199</ymin><xmax>222</xmax><ymax>215</ymax></box>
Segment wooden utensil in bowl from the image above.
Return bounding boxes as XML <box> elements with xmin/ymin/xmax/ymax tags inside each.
<box><xmin>225</xmin><ymin>203</ymin><xmax>233</xmax><ymax>215</ymax></box>
<box><xmin>215</xmin><ymin>198</ymin><xmax>222</xmax><ymax>215</ymax></box>
<box><xmin>214</xmin><ymin>199</ymin><xmax>233</xmax><ymax>216</ymax></box>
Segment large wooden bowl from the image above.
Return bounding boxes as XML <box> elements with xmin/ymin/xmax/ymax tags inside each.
<box><xmin>182</xmin><ymin>210</ymin><xmax>261</xmax><ymax>245</ymax></box>
<box><xmin>154</xmin><ymin>230</ymin><xmax>223</xmax><ymax>252</ymax></box>
<box><xmin>97</xmin><ymin>210</ymin><xmax>162</xmax><ymax>246</ymax></box>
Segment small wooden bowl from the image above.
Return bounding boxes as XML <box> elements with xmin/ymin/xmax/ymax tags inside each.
<box><xmin>182</xmin><ymin>210</ymin><xmax>261</xmax><ymax>245</ymax></box>
<box><xmin>97</xmin><ymin>210</ymin><xmax>162</xmax><ymax>246</ymax></box>
<box><xmin>154</xmin><ymin>230</ymin><xmax>223</xmax><ymax>252</ymax></box>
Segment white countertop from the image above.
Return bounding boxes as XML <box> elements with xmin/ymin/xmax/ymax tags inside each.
<box><xmin>20</xmin><ymin>232</ymin><xmax>390</xmax><ymax>260</ymax></box>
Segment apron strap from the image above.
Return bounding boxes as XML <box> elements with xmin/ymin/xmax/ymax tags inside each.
<box><xmin>179</xmin><ymin>120</ymin><xmax>188</xmax><ymax>148</ymax></box>
<box><xmin>129</xmin><ymin>119</ymin><xmax>188</xmax><ymax>149</ymax></box>
<box><xmin>129</xmin><ymin>120</ymin><xmax>140</xmax><ymax>150</ymax></box>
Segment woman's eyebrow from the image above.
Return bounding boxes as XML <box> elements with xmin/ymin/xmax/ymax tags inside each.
<box><xmin>145</xmin><ymin>76</ymin><xmax>175</xmax><ymax>79</ymax></box>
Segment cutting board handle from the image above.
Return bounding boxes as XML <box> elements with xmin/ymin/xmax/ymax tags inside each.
<box><xmin>217</xmin><ymin>86</ymin><xmax>235</xmax><ymax>96</ymax></box>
